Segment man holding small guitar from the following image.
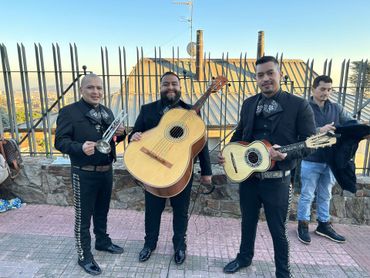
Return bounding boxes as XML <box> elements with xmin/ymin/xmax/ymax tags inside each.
<box><xmin>128</xmin><ymin>71</ymin><xmax>212</xmax><ymax>265</ymax></box>
<box><xmin>218</xmin><ymin>56</ymin><xmax>316</xmax><ymax>278</ymax></box>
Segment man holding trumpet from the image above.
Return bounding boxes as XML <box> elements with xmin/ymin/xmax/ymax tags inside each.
<box><xmin>55</xmin><ymin>73</ymin><xmax>126</xmax><ymax>276</ymax></box>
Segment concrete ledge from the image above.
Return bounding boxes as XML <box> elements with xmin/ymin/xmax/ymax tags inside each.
<box><xmin>1</xmin><ymin>157</ymin><xmax>370</xmax><ymax>225</ymax></box>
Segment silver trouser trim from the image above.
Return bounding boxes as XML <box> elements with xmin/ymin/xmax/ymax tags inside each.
<box><xmin>286</xmin><ymin>183</ymin><xmax>293</xmax><ymax>277</ymax></box>
<box><xmin>72</xmin><ymin>173</ymin><xmax>84</xmax><ymax>261</ymax></box>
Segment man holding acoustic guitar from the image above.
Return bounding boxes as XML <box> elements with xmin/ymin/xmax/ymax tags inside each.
<box><xmin>127</xmin><ymin>71</ymin><xmax>213</xmax><ymax>265</ymax></box>
<box><xmin>218</xmin><ymin>56</ymin><xmax>316</xmax><ymax>278</ymax></box>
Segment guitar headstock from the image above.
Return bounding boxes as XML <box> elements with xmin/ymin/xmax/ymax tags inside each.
<box><xmin>192</xmin><ymin>76</ymin><xmax>228</xmax><ymax>113</ymax></box>
<box><xmin>208</xmin><ymin>76</ymin><xmax>228</xmax><ymax>93</ymax></box>
<box><xmin>305</xmin><ymin>131</ymin><xmax>339</xmax><ymax>149</ymax></box>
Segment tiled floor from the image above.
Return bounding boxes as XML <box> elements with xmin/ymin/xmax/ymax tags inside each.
<box><xmin>0</xmin><ymin>204</ymin><xmax>369</xmax><ymax>277</ymax></box>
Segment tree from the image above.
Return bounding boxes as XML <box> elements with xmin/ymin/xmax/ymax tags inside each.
<box><xmin>0</xmin><ymin>106</ymin><xmax>9</xmax><ymax>129</ymax></box>
<box><xmin>349</xmin><ymin>61</ymin><xmax>370</xmax><ymax>98</ymax></box>
<box><xmin>15</xmin><ymin>110</ymin><xmax>41</xmax><ymax>125</ymax></box>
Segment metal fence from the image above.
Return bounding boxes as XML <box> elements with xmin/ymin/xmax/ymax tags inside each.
<box><xmin>0</xmin><ymin>43</ymin><xmax>369</xmax><ymax>173</ymax></box>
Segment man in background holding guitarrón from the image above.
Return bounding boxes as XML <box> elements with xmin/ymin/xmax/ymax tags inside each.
<box><xmin>296</xmin><ymin>75</ymin><xmax>353</xmax><ymax>245</ymax></box>
<box><xmin>129</xmin><ymin>71</ymin><xmax>212</xmax><ymax>265</ymax></box>
<box><xmin>218</xmin><ymin>56</ymin><xmax>315</xmax><ymax>278</ymax></box>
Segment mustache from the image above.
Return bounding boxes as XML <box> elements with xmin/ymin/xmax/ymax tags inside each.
<box><xmin>161</xmin><ymin>89</ymin><xmax>181</xmax><ymax>96</ymax></box>
<box><xmin>163</xmin><ymin>89</ymin><xmax>179</xmax><ymax>93</ymax></box>
<box><xmin>261</xmin><ymin>82</ymin><xmax>272</xmax><ymax>86</ymax></box>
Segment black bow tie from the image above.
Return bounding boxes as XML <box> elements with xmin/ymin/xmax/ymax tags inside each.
<box><xmin>256</xmin><ymin>97</ymin><xmax>283</xmax><ymax>117</ymax></box>
<box><xmin>161</xmin><ymin>103</ymin><xmax>180</xmax><ymax>115</ymax></box>
<box><xmin>87</xmin><ymin>107</ymin><xmax>111</xmax><ymax>124</ymax></box>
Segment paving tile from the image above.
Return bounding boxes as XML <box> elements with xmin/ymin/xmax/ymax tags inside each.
<box><xmin>0</xmin><ymin>204</ymin><xmax>369</xmax><ymax>277</ymax></box>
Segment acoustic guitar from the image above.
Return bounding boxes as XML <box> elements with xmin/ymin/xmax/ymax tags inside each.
<box><xmin>222</xmin><ymin>132</ymin><xmax>338</xmax><ymax>183</ymax></box>
<box><xmin>124</xmin><ymin>76</ymin><xmax>228</xmax><ymax>197</ymax></box>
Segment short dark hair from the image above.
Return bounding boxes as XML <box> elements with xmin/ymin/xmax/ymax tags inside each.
<box><xmin>160</xmin><ymin>71</ymin><xmax>180</xmax><ymax>82</ymax></box>
<box><xmin>255</xmin><ymin>56</ymin><xmax>279</xmax><ymax>67</ymax></box>
<box><xmin>313</xmin><ymin>75</ymin><xmax>332</xmax><ymax>88</ymax></box>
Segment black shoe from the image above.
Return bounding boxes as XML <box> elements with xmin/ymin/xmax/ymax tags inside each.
<box><xmin>96</xmin><ymin>243</ymin><xmax>124</xmax><ymax>254</ymax></box>
<box><xmin>315</xmin><ymin>221</ymin><xmax>346</xmax><ymax>243</ymax></box>
<box><xmin>223</xmin><ymin>259</ymin><xmax>251</xmax><ymax>274</ymax></box>
<box><xmin>297</xmin><ymin>220</ymin><xmax>311</xmax><ymax>244</ymax></box>
<box><xmin>139</xmin><ymin>247</ymin><xmax>154</xmax><ymax>262</ymax></box>
<box><xmin>78</xmin><ymin>258</ymin><xmax>102</xmax><ymax>276</ymax></box>
<box><xmin>174</xmin><ymin>249</ymin><xmax>186</xmax><ymax>265</ymax></box>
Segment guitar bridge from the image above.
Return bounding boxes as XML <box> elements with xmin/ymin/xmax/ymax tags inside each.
<box><xmin>230</xmin><ymin>152</ymin><xmax>238</xmax><ymax>173</ymax></box>
<box><xmin>140</xmin><ymin>147</ymin><xmax>173</xmax><ymax>168</ymax></box>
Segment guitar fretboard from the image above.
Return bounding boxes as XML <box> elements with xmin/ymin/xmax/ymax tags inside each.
<box><xmin>192</xmin><ymin>77</ymin><xmax>227</xmax><ymax>113</ymax></box>
<box><xmin>279</xmin><ymin>142</ymin><xmax>306</xmax><ymax>153</ymax></box>
<box><xmin>192</xmin><ymin>88</ymin><xmax>212</xmax><ymax>114</ymax></box>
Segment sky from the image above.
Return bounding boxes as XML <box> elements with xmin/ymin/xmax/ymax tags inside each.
<box><xmin>1</xmin><ymin>0</ymin><xmax>370</xmax><ymax>78</ymax></box>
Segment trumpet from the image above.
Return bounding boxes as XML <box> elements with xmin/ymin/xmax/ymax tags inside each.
<box><xmin>96</xmin><ymin>109</ymin><xmax>128</xmax><ymax>154</ymax></box>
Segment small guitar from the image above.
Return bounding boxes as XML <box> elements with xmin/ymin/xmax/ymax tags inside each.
<box><xmin>222</xmin><ymin>132</ymin><xmax>338</xmax><ymax>183</ymax></box>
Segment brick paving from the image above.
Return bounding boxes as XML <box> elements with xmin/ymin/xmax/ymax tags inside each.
<box><xmin>0</xmin><ymin>204</ymin><xmax>369</xmax><ymax>277</ymax></box>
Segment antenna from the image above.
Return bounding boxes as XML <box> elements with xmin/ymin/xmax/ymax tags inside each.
<box><xmin>173</xmin><ymin>1</ymin><xmax>193</xmax><ymax>57</ymax></box>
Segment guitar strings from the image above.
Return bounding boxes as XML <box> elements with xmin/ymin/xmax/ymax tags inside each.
<box><xmin>151</xmin><ymin>110</ymin><xmax>194</xmax><ymax>157</ymax></box>
<box><xmin>153</xmin><ymin>80</ymin><xmax>223</xmax><ymax>156</ymax></box>
<box><xmin>154</xmin><ymin>89</ymin><xmax>212</xmax><ymax>157</ymax></box>
<box><xmin>149</xmin><ymin>80</ymin><xmax>223</xmax><ymax>158</ymax></box>
<box><xmin>150</xmin><ymin>93</ymin><xmax>206</xmax><ymax>156</ymax></box>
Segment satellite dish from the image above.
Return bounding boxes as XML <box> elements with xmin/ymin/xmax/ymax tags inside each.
<box><xmin>186</xmin><ymin>42</ymin><xmax>196</xmax><ymax>57</ymax></box>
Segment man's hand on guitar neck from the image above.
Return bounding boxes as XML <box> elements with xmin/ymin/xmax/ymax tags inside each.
<box><xmin>319</xmin><ymin>122</ymin><xmax>335</xmax><ymax>134</ymax></box>
<box><xmin>270</xmin><ymin>144</ymin><xmax>287</xmax><ymax>161</ymax></box>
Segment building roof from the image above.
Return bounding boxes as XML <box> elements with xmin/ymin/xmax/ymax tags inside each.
<box><xmin>111</xmin><ymin>57</ymin><xmax>316</xmax><ymax>126</ymax></box>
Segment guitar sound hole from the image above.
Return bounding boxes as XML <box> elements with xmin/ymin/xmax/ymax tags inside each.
<box><xmin>170</xmin><ymin>126</ymin><xmax>184</xmax><ymax>138</ymax></box>
<box><xmin>245</xmin><ymin>148</ymin><xmax>262</xmax><ymax>167</ymax></box>
<box><xmin>248</xmin><ymin>152</ymin><xmax>259</xmax><ymax>164</ymax></box>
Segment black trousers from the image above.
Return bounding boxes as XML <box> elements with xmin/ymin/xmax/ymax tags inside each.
<box><xmin>71</xmin><ymin>167</ymin><xmax>113</xmax><ymax>262</ymax></box>
<box><xmin>237</xmin><ymin>175</ymin><xmax>292</xmax><ymax>278</ymax></box>
<box><xmin>144</xmin><ymin>176</ymin><xmax>193</xmax><ymax>251</ymax></box>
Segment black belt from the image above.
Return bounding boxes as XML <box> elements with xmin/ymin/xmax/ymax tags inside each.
<box><xmin>73</xmin><ymin>165</ymin><xmax>111</xmax><ymax>172</ymax></box>
<box><xmin>255</xmin><ymin>170</ymin><xmax>290</xmax><ymax>180</ymax></box>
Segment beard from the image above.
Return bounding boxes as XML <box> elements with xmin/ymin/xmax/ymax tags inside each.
<box><xmin>160</xmin><ymin>88</ymin><xmax>181</xmax><ymax>106</ymax></box>
<box><xmin>261</xmin><ymin>89</ymin><xmax>275</xmax><ymax>95</ymax></box>
<box><xmin>259</xmin><ymin>82</ymin><xmax>279</xmax><ymax>96</ymax></box>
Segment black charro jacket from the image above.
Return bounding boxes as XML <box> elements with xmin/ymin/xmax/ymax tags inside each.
<box><xmin>230</xmin><ymin>91</ymin><xmax>316</xmax><ymax>171</ymax></box>
<box><xmin>54</xmin><ymin>99</ymin><xmax>126</xmax><ymax>166</ymax></box>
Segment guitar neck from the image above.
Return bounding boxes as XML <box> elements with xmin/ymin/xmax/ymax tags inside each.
<box><xmin>278</xmin><ymin>141</ymin><xmax>307</xmax><ymax>154</ymax></box>
<box><xmin>192</xmin><ymin>88</ymin><xmax>212</xmax><ymax>114</ymax></box>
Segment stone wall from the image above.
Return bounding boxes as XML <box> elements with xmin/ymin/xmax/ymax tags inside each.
<box><xmin>1</xmin><ymin>157</ymin><xmax>370</xmax><ymax>225</ymax></box>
